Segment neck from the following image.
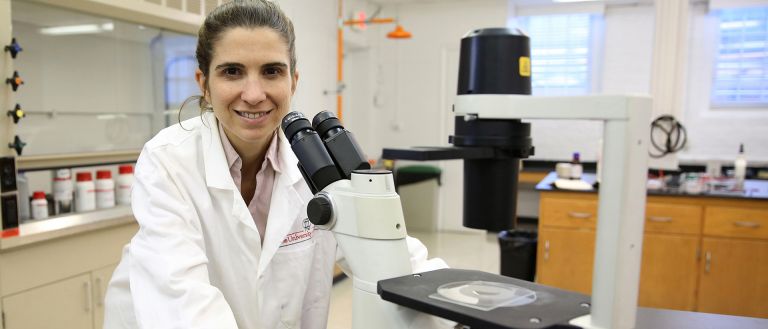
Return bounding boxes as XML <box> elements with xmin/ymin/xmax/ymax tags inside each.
<box><xmin>225</xmin><ymin>130</ymin><xmax>273</xmax><ymax>171</ymax></box>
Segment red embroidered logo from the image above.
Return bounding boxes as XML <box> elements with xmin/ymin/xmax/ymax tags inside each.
<box><xmin>280</xmin><ymin>219</ymin><xmax>314</xmax><ymax>247</ymax></box>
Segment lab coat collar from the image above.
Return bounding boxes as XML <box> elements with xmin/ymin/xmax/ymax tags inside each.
<box><xmin>201</xmin><ymin>112</ymin><xmax>235</xmax><ymax>191</ymax></box>
<box><xmin>202</xmin><ymin>112</ymin><xmax>302</xmax><ymax>190</ymax></box>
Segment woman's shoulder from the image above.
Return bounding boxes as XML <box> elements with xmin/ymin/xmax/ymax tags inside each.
<box><xmin>143</xmin><ymin>115</ymin><xmax>213</xmax><ymax>152</ymax></box>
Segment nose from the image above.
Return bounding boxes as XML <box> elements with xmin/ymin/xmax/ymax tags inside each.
<box><xmin>241</xmin><ymin>77</ymin><xmax>267</xmax><ymax>105</ymax></box>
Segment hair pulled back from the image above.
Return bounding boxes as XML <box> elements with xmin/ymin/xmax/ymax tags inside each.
<box><xmin>197</xmin><ymin>0</ymin><xmax>296</xmax><ymax>78</ymax></box>
<box><xmin>180</xmin><ymin>0</ymin><xmax>297</xmax><ymax>124</ymax></box>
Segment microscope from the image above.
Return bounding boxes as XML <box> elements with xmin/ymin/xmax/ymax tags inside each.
<box><xmin>282</xmin><ymin>28</ymin><xmax>652</xmax><ymax>329</ymax></box>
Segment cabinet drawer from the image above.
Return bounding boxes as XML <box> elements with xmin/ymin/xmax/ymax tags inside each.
<box><xmin>540</xmin><ymin>197</ymin><xmax>597</xmax><ymax>229</ymax></box>
<box><xmin>644</xmin><ymin>203</ymin><xmax>702</xmax><ymax>235</ymax></box>
<box><xmin>704</xmin><ymin>207</ymin><xmax>768</xmax><ymax>239</ymax></box>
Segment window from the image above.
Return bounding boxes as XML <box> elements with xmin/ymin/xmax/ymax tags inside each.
<box><xmin>517</xmin><ymin>14</ymin><xmax>598</xmax><ymax>96</ymax></box>
<box><xmin>711</xmin><ymin>7</ymin><xmax>768</xmax><ymax>107</ymax></box>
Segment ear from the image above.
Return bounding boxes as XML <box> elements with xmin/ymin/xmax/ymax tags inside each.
<box><xmin>195</xmin><ymin>68</ymin><xmax>208</xmax><ymax>100</ymax></box>
<box><xmin>291</xmin><ymin>70</ymin><xmax>299</xmax><ymax>95</ymax></box>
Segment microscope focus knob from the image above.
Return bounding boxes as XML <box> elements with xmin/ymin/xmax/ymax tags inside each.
<box><xmin>307</xmin><ymin>194</ymin><xmax>333</xmax><ymax>226</ymax></box>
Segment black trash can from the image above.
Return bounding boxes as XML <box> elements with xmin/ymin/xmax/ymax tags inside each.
<box><xmin>498</xmin><ymin>229</ymin><xmax>537</xmax><ymax>281</ymax></box>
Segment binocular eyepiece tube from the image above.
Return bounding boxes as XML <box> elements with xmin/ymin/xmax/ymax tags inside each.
<box><xmin>282</xmin><ymin>111</ymin><xmax>370</xmax><ymax>193</ymax></box>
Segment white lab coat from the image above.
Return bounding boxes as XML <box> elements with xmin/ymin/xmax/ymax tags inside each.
<box><xmin>103</xmin><ymin>112</ymin><xmax>448</xmax><ymax>329</ymax></box>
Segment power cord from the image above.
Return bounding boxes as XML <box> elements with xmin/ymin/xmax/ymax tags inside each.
<box><xmin>649</xmin><ymin>115</ymin><xmax>686</xmax><ymax>158</ymax></box>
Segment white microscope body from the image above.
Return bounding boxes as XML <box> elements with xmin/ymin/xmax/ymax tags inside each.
<box><xmin>314</xmin><ymin>172</ymin><xmax>429</xmax><ymax>329</ymax></box>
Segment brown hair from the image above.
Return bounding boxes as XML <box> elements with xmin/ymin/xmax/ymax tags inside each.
<box><xmin>180</xmin><ymin>0</ymin><xmax>297</xmax><ymax>124</ymax></box>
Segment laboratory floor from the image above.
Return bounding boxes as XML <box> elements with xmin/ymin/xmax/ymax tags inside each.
<box><xmin>326</xmin><ymin>230</ymin><xmax>501</xmax><ymax>329</ymax></box>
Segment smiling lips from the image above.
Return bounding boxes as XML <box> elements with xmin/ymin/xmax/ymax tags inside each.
<box><xmin>235</xmin><ymin>109</ymin><xmax>272</xmax><ymax>119</ymax></box>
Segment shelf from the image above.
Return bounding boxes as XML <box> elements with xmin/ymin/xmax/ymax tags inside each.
<box><xmin>1</xmin><ymin>205</ymin><xmax>135</xmax><ymax>251</ymax></box>
<box><xmin>17</xmin><ymin>150</ymin><xmax>140</xmax><ymax>171</ymax></box>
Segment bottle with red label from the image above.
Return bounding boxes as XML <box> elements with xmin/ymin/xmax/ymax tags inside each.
<box><xmin>96</xmin><ymin>170</ymin><xmax>115</xmax><ymax>209</ymax></box>
<box><xmin>75</xmin><ymin>172</ymin><xmax>96</xmax><ymax>212</ymax></box>
<box><xmin>116</xmin><ymin>165</ymin><xmax>133</xmax><ymax>205</ymax></box>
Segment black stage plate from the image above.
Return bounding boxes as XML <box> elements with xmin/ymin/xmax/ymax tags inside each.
<box><xmin>377</xmin><ymin>268</ymin><xmax>590</xmax><ymax>329</ymax></box>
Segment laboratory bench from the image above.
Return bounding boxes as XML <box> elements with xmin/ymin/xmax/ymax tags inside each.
<box><xmin>0</xmin><ymin>206</ymin><xmax>137</xmax><ymax>329</ymax></box>
<box><xmin>535</xmin><ymin>172</ymin><xmax>768</xmax><ymax>319</ymax></box>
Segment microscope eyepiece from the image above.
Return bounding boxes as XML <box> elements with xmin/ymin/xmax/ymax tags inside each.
<box><xmin>281</xmin><ymin>111</ymin><xmax>343</xmax><ymax>192</ymax></box>
<box><xmin>312</xmin><ymin>111</ymin><xmax>344</xmax><ymax>139</ymax></box>
<box><xmin>282</xmin><ymin>111</ymin><xmax>313</xmax><ymax>143</ymax></box>
<box><xmin>310</xmin><ymin>111</ymin><xmax>371</xmax><ymax>177</ymax></box>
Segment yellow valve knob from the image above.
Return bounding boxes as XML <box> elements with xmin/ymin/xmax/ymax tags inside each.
<box><xmin>8</xmin><ymin>104</ymin><xmax>24</xmax><ymax>124</ymax></box>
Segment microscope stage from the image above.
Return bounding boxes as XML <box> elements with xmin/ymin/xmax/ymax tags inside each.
<box><xmin>377</xmin><ymin>268</ymin><xmax>590</xmax><ymax>329</ymax></box>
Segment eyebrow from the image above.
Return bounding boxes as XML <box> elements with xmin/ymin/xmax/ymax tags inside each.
<box><xmin>214</xmin><ymin>62</ymin><xmax>289</xmax><ymax>71</ymax></box>
<box><xmin>262</xmin><ymin>62</ymin><xmax>289</xmax><ymax>70</ymax></box>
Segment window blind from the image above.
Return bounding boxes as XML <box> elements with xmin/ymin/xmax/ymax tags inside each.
<box><xmin>711</xmin><ymin>7</ymin><xmax>768</xmax><ymax>106</ymax></box>
<box><xmin>519</xmin><ymin>14</ymin><xmax>595</xmax><ymax>96</ymax></box>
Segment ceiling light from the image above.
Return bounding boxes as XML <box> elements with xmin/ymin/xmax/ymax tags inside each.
<box><xmin>553</xmin><ymin>0</ymin><xmax>603</xmax><ymax>3</ymax></box>
<box><xmin>39</xmin><ymin>23</ymin><xmax>114</xmax><ymax>36</ymax></box>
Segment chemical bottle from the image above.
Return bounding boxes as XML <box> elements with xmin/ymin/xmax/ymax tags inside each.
<box><xmin>53</xmin><ymin>168</ymin><xmax>74</xmax><ymax>214</ymax></box>
<box><xmin>96</xmin><ymin>170</ymin><xmax>115</xmax><ymax>209</ymax></box>
<box><xmin>734</xmin><ymin>143</ymin><xmax>747</xmax><ymax>190</ymax></box>
<box><xmin>75</xmin><ymin>172</ymin><xmax>96</xmax><ymax>212</ymax></box>
<box><xmin>116</xmin><ymin>165</ymin><xmax>133</xmax><ymax>205</ymax></box>
<box><xmin>570</xmin><ymin>152</ymin><xmax>583</xmax><ymax>180</ymax></box>
<box><xmin>31</xmin><ymin>191</ymin><xmax>49</xmax><ymax>220</ymax></box>
<box><xmin>17</xmin><ymin>172</ymin><xmax>31</xmax><ymax>221</ymax></box>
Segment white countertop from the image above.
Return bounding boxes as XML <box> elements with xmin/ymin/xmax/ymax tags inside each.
<box><xmin>1</xmin><ymin>206</ymin><xmax>136</xmax><ymax>251</ymax></box>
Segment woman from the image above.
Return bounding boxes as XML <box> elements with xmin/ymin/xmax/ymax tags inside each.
<box><xmin>103</xmin><ymin>1</ymin><xmax>447</xmax><ymax>328</ymax></box>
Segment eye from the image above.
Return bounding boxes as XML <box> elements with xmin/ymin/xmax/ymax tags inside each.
<box><xmin>223</xmin><ymin>67</ymin><xmax>241</xmax><ymax>76</ymax></box>
<box><xmin>264</xmin><ymin>67</ymin><xmax>283</xmax><ymax>77</ymax></box>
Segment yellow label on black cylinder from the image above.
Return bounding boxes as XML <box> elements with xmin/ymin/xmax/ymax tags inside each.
<box><xmin>519</xmin><ymin>56</ymin><xmax>531</xmax><ymax>77</ymax></box>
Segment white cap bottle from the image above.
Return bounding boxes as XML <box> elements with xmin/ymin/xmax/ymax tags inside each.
<box><xmin>734</xmin><ymin>143</ymin><xmax>747</xmax><ymax>191</ymax></box>
<box><xmin>31</xmin><ymin>191</ymin><xmax>49</xmax><ymax>220</ymax></box>
<box><xmin>75</xmin><ymin>172</ymin><xmax>96</xmax><ymax>212</ymax></box>
<box><xmin>53</xmin><ymin>168</ymin><xmax>74</xmax><ymax>214</ymax></box>
<box><xmin>95</xmin><ymin>170</ymin><xmax>115</xmax><ymax>209</ymax></box>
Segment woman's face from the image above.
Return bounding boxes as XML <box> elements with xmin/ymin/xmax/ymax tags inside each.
<box><xmin>196</xmin><ymin>27</ymin><xmax>298</xmax><ymax>152</ymax></box>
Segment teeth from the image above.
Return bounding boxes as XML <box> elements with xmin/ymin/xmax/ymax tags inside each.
<box><xmin>237</xmin><ymin>110</ymin><xmax>270</xmax><ymax>119</ymax></box>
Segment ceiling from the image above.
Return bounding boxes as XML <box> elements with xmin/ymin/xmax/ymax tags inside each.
<box><xmin>366</xmin><ymin>0</ymin><xmax>655</xmax><ymax>5</ymax></box>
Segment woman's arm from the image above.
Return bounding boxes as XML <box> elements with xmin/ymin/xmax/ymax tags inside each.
<box><xmin>127</xmin><ymin>148</ymin><xmax>238</xmax><ymax>329</ymax></box>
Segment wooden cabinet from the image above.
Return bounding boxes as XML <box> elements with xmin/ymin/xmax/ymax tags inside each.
<box><xmin>0</xmin><ymin>222</ymin><xmax>136</xmax><ymax>329</ymax></box>
<box><xmin>637</xmin><ymin>233</ymin><xmax>699</xmax><ymax>310</ymax></box>
<box><xmin>537</xmin><ymin>227</ymin><xmax>594</xmax><ymax>294</ymax></box>
<box><xmin>697</xmin><ymin>238</ymin><xmax>768</xmax><ymax>318</ymax></box>
<box><xmin>3</xmin><ymin>274</ymin><xmax>94</xmax><ymax>329</ymax></box>
<box><xmin>537</xmin><ymin>191</ymin><xmax>768</xmax><ymax>318</ymax></box>
<box><xmin>93</xmin><ymin>265</ymin><xmax>117</xmax><ymax>329</ymax></box>
<box><xmin>698</xmin><ymin>205</ymin><xmax>768</xmax><ymax>318</ymax></box>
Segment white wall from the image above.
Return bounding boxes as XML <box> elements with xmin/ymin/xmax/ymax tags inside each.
<box><xmin>345</xmin><ymin>0</ymin><xmax>658</xmax><ymax>231</ymax></box>
<box><xmin>278</xmin><ymin>0</ymin><xmax>339</xmax><ymax>119</ymax></box>
<box><xmin>345</xmin><ymin>0</ymin><xmax>509</xmax><ymax>231</ymax></box>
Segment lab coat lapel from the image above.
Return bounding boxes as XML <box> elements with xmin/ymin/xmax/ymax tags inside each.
<box><xmin>257</xmin><ymin>130</ymin><xmax>306</xmax><ymax>276</ymax></box>
<box><xmin>200</xmin><ymin>112</ymin><xmax>236</xmax><ymax>191</ymax></box>
<box><xmin>200</xmin><ymin>113</ymin><xmax>260</xmax><ymax>233</ymax></box>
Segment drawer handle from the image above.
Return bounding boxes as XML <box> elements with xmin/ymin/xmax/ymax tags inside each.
<box><xmin>705</xmin><ymin>251</ymin><xmax>711</xmax><ymax>273</ymax></box>
<box><xmin>568</xmin><ymin>212</ymin><xmax>592</xmax><ymax>219</ymax></box>
<box><xmin>84</xmin><ymin>281</ymin><xmax>93</xmax><ymax>313</ymax></box>
<box><xmin>544</xmin><ymin>241</ymin><xmax>550</xmax><ymax>261</ymax></box>
<box><xmin>733</xmin><ymin>221</ymin><xmax>761</xmax><ymax>229</ymax></box>
<box><xmin>648</xmin><ymin>216</ymin><xmax>673</xmax><ymax>223</ymax></box>
<box><xmin>95</xmin><ymin>277</ymin><xmax>104</xmax><ymax>307</ymax></box>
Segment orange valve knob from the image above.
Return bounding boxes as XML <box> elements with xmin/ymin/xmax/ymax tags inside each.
<box><xmin>5</xmin><ymin>71</ymin><xmax>23</xmax><ymax>91</ymax></box>
<box><xmin>7</xmin><ymin>104</ymin><xmax>24</xmax><ymax>124</ymax></box>
<box><xmin>4</xmin><ymin>38</ymin><xmax>22</xmax><ymax>59</ymax></box>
